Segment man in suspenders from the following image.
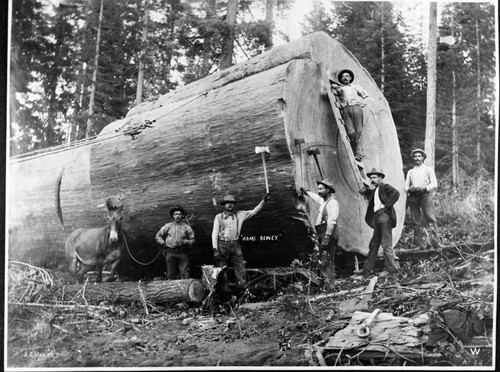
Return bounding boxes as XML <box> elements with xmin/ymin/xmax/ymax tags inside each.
<box><xmin>300</xmin><ymin>179</ymin><xmax>339</xmax><ymax>285</ymax></box>
<box><xmin>212</xmin><ymin>193</ymin><xmax>270</xmax><ymax>289</ymax></box>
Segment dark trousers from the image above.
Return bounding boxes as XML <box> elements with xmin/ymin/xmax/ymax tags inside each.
<box><xmin>342</xmin><ymin>105</ymin><xmax>363</xmax><ymax>156</ymax></box>
<box><xmin>165</xmin><ymin>250</ymin><xmax>190</xmax><ymax>280</ymax></box>
<box><xmin>316</xmin><ymin>223</ymin><xmax>339</xmax><ymax>286</ymax></box>
<box><xmin>363</xmin><ymin>209</ymin><xmax>396</xmax><ymax>272</ymax></box>
<box><xmin>408</xmin><ymin>192</ymin><xmax>440</xmax><ymax>248</ymax></box>
<box><xmin>218</xmin><ymin>240</ymin><xmax>246</xmax><ymax>287</ymax></box>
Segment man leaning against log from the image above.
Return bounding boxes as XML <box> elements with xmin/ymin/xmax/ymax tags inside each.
<box><xmin>355</xmin><ymin>168</ymin><xmax>400</xmax><ymax>278</ymax></box>
<box><xmin>212</xmin><ymin>193</ymin><xmax>270</xmax><ymax>290</ymax></box>
<box><xmin>155</xmin><ymin>206</ymin><xmax>195</xmax><ymax>280</ymax></box>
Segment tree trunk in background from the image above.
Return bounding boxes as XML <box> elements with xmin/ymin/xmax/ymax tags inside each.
<box><xmin>220</xmin><ymin>0</ymin><xmax>238</xmax><ymax>69</ymax></box>
<box><xmin>474</xmin><ymin>16</ymin><xmax>482</xmax><ymax>168</ymax></box>
<box><xmin>136</xmin><ymin>0</ymin><xmax>150</xmax><ymax>105</ymax></box>
<box><xmin>380</xmin><ymin>2</ymin><xmax>385</xmax><ymax>94</ymax></box>
<box><xmin>85</xmin><ymin>0</ymin><xmax>103</xmax><ymax>139</ymax></box>
<box><xmin>265</xmin><ymin>0</ymin><xmax>274</xmax><ymax>50</ymax></box>
<box><xmin>451</xmin><ymin>70</ymin><xmax>458</xmax><ymax>187</ymax></box>
<box><xmin>424</xmin><ymin>2</ymin><xmax>437</xmax><ymax>169</ymax></box>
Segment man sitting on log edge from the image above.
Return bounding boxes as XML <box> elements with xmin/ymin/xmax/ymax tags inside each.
<box><xmin>300</xmin><ymin>179</ymin><xmax>339</xmax><ymax>288</ymax></box>
<box><xmin>212</xmin><ymin>193</ymin><xmax>270</xmax><ymax>290</ymax></box>
<box><xmin>329</xmin><ymin>69</ymin><xmax>371</xmax><ymax>162</ymax></box>
<box><xmin>155</xmin><ymin>206</ymin><xmax>195</xmax><ymax>280</ymax></box>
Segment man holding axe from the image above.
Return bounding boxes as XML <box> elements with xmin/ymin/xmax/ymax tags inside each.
<box><xmin>211</xmin><ymin>193</ymin><xmax>270</xmax><ymax>290</ymax></box>
<box><xmin>300</xmin><ymin>179</ymin><xmax>339</xmax><ymax>286</ymax></box>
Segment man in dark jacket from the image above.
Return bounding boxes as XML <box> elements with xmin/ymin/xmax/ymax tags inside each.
<box><xmin>354</xmin><ymin>168</ymin><xmax>400</xmax><ymax>276</ymax></box>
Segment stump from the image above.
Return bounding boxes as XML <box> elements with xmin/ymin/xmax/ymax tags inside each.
<box><xmin>63</xmin><ymin>279</ymin><xmax>206</xmax><ymax>305</ymax></box>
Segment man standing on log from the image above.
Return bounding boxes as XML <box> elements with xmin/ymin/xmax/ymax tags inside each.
<box><xmin>155</xmin><ymin>206</ymin><xmax>195</xmax><ymax>280</ymax></box>
<box><xmin>404</xmin><ymin>149</ymin><xmax>440</xmax><ymax>250</ymax></box>
<box><xmin>212</xmin><ymin>193</ymin><xmax>270</xmax><ymax>289</ymax></box>
<box><xmin>300</xmin><ymin>179</ymin><xmax>339</xmax><ymax>287</ymax></box>
<box><xmin>355</xmin><ymin>168</ymin><xmax>400</xmax><ymax>277</ymax></box>
<box><xmin>330</xmin><ymin>69</ymin><xmax>371</xmax><ymax>162</ymax></box>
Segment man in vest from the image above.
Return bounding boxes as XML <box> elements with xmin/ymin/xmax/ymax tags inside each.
<box><xmin>212</xmin><ymin>193</ymin><xmax>270</xmax><ymax>289</ymax></box>
<box><xmin>405</xmin><ymin>149</ymin><xmax>440</xmax><ymax>250</ymax></box>
<box><xmin>300</xmin><ymin>179</ymin><xmax>339</xmax><ymax>285</ymax></box>
<box><xmin>355</xmin><ymin>168</ymin><xmax>400</xmax><ymax>277</ymax></box>
<box><xmin>155</xmin><ymin>206</ymin><xmax>195</xmax><ymax>280</ymax></box>
<box><xmin>330</xmin><ymin>69</ymin><xmax>371</xmax><ymax>161</ymax></box>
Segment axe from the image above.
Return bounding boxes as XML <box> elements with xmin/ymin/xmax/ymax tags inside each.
<box><xmin>307</xmin><ymin>148</ymin><xmax>324</xmax><ymax>179</ymax></box>
<box><xmin>255</xmin><ymin>146</ymin><xmax>270</xmax><ymax>193</ymax></box>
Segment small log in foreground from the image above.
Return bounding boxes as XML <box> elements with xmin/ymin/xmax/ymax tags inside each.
<box><xmin>64</xmin><ymin>279</ymin><xmax>206</xmax><ymax>305</ymax></box>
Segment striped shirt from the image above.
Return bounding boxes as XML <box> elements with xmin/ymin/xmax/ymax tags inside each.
<box><xmin>307</xmin><ymin>191</ymin><xmax>339</xmax><ymax>237</ymax></box>
<box><xmin>212</xmin><ymin>201</ymin><xmax>265</xmax><ymax>249</ymax></box>
<box><xmin>155</xmin><ymin>222</ymin><xmax>195</xmax><ymax>249</ymax></box>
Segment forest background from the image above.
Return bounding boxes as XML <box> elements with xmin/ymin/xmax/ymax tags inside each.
<box><xmin>8</xmin><ymin>0</ymin><xmax>497</xmax><ymax>185</ymax></box>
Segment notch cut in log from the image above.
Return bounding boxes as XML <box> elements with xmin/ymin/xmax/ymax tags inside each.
<box><xmin>63</xmin><ymin>279</ymin><xmax>206</xmax><ymax>305</ymax></box>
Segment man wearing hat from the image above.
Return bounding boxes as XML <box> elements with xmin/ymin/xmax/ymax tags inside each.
<box><xmin>155</xmin><ymin>206</ymin><xmax>195</xmax><ymax>280</ymax></box>
<box><xmin>355</xmin><ymin>168</ymin><xmax>400</xmax><ymax>277</ymax></box>
<box><xmin>211</xmin><ymin>193</ymin><xmax>271</xmax><ymax>289</ymax></box>
<box><xmin>300</xmin><ymin>179</ymin><xmax>339</xmax><ymax>285</ymax></box>
<box><xmin>404</xmin><ymin>149</ymin><xmax>440</xmax><ymax>250</ymax></box>
<box><xmin>330</xmin><ymin>69</ymin><xmax>371</xmax><ymax>161</ymax></box>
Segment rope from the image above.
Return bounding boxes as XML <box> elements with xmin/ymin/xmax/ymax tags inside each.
<box><xmin>10</xmin><ymin>90</ymin><xmax>209</xmax><ymax>163</ymax></box>
<box><xmin>122</xmin><ymin>232</ymin><xmax>163</xmax><ymax>266</ymax></box>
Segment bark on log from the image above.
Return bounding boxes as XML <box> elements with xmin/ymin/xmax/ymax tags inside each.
<box><xmin>8</xmin><ymin>32</ymin><xmax>405</xmax><ymax>278</ymax></box>
<box><xmin>63</xmin><ymin>279</ymin><xmax>206</xmax><ymax>305</ymax></box>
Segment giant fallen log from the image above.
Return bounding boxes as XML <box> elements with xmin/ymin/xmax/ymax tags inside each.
<box><xmin>63</xmin><ymin>279</ymin><xmax>206</xmax><ymax>305</ymax></box>
<box><xmin>8</xmin><ymin>31</ymin><xmax>406</xmax><ymax>278</ymax></box>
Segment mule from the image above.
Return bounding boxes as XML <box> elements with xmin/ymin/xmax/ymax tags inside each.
<box><xmin>65</xmin><ymin>207</ymin><xmax>124</xmax><ymax>283</ymax></box>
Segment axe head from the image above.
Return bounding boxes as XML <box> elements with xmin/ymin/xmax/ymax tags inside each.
<box><xmin>307</xmin><ymin>148</ymin><xmax>321</xmax><ymax>155</ymax></box>
<box><xmin>255</xmin><ymin>146</ymin><xmax>270</xmax><ymax>154</ymax></box>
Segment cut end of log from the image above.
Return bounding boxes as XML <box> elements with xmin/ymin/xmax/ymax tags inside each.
<box><xmin>188</xmin><ymin>280</ymin><xmax>207</xmax><ymax>302</ymax></box>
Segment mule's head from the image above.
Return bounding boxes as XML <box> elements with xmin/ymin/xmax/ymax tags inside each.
<box><xmin>106</xmin><ymin>209</ymin><xmax>123</xmax><ymax>244</ymax></box>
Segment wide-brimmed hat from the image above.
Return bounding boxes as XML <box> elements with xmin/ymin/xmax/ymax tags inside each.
<box><xmin>366</xmin><ymin>167</ymin><xmax>386</xmax><ymax>179</ymax></box>
<box><xmin>220</xmin><ymin>195</ymin><xmax>238</xmax><ymax>205</ymax></box>
<box><xmin>410</xmin><ymin>148</ymin><xmax>427</xmax><ymax>160</ymax></box>
<box><xmin>338</xmin><ymin>69</ymin><xmax>354</xmax><ymax>83</ymax></box>
<box><xmin>170</xmin><ymin>206</ymin><xmax>187</xmax><ymax>217</ymax></box>
<box><xmin>317</xmin><ymin>179</ymin><xmax>336</xmax><ymax>193</ymax></box>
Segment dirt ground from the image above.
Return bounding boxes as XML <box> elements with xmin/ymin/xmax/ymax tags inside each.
<box><xmin>5</xmin><ymin>237</ymin><xmax>495</xmax><ymax>369</ymax></box>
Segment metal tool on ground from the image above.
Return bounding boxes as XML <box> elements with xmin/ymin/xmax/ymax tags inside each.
<box><xmin>357</xmin><ymin>308</ymin><xmax>382</xmax><ymax>338</ymax></box>
<box><xmin>255</xmin><ymin>146</ymin><xmax>270</xmax><ymax>193</ymax></box>
<box><xmin>307</xmin><ymin>148</ymin><xmax>323</xmax><ymax>179</ymax></box>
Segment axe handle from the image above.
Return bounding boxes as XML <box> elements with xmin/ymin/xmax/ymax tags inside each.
<box><xmin>260</xmin><ymin>152</ymin><xmax>269</xmax><ymax>193</ymax></box>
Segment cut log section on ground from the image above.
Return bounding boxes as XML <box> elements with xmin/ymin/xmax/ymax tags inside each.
<box><xmin>63</xmin><ymin>279</ymin><xmax>206</xmax><ymax>305</ymax></box>
<box><xmin>319</xmin><ymin>311</ymin><xmax>442</xmax><ymax>364</ymax></box>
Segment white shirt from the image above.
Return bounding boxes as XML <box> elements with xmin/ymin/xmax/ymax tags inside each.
<box><xmin>373</xmin><ymin>186</ymin><xmax>384</xmax><ymax>212</ymax></box>
<box><xmin>307</xmin><ymin>191</ymin><xmax>339</xmax><ymax>237</ymax></box>
<box><xmin>404</xmin><ymin>164</ymin><xmax>438</xmax><ymax>192</ymax></box>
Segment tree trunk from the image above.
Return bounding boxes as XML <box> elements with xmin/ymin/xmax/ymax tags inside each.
<box><xmin>136</xmin><ymin>0</ymin><xmax>150</xmax><ymax>105</ymax></box>
<box><xmin>424</xmin><ymin>2</ymin><xmax>437</xmax><ymax>169</ymax></box>
<box><xmin>86</xmin><ymin>0</ymin><xmax>104</xmax><ymax>139</ymax></box>
<box><xmin>8</xmin><ymin>33</ymin><xmax>405</xmax><ymax>275</ymax></box>
<box><xmin>220</xmin><ymin>0</ymin><xmax>238</xmax><ymax>69</ymax></box>
<box><xmin>474</xmin><ymin>16</ymin><xmax>481</xmax><ymax>168</ymax></box>
<box><xmin>265</xmin><ymin>0</ymin><xmax>274</xmax><ymax>50</ymax></box>
<box><xmin>63</xmin><ymin>279</ymin><xmax>206</xmax><ymax>305</ymax></box>
<box><xmin>451</xmin><ymin>70</ymin><xmax>459</xmax><ymax>187</ymax></box>
<box><xmin>380</xmin><ymin>2</ymin><xmax>385</xmax><ymax>94</ymax></box>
